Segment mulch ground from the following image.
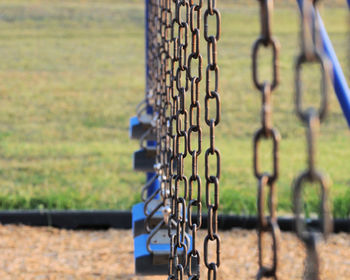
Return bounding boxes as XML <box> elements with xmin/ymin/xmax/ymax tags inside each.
<box><xmin>0</xmin><ymin>225</ymin><xmax>348</xmax><ymax>279</ymax></box>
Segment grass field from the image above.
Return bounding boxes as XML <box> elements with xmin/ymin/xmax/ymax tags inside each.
<box><xmin>0</xmin><ymin>0</ymin><xmax>349</xmax><ymax>217</ymax></box>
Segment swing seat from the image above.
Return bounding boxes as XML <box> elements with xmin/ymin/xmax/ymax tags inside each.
<box><xmin>134</xmin><ymin>233</ymin><xmax>171</xmax><ymax>275</ymax></box>
<box><xmin>133</xmin><ymin>230</ymin><xmax>190</xmax><ymax>275</ymax></box>
<box><xmin>133</xmin><ymin>202</ymin><xmax>170</xmax><ymax>275</ymax></box>
<box><xmin>129</xmin><ymin>116</ymin><xmax>156</xmax><ymax>140</ymax></box>
<box><xmin>132</xmin><ymin>202</ymin><xmax>191</xmax><ymax>275</ymax></box>
<box><xmin>132</xmin><ymin>202</ymin><xmax>164</xmax><ymax>238</ymax></box>
<box><xmin>133</xmin><ymin>148</ymin><xmax>156</xmax><ymax>172</ymax></box>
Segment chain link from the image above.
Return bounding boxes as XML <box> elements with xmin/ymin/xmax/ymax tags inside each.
<box><xmin>168</xmin><ymin>0</ymin><xmax>179</xmax><ymax>278</ymax></box>
<box><xmin>143</xmin><ymin>1</ymin><xmax>339</xmax><ymax>279</ymax></box>
<box><xmin>187</xmin><ymin>0</ymin><xmax>203</xmax><ymax>279</ymax></box>
<box><xmin>203</xmin><ymin>0</ymin><xmax>221</xmax><ymax>279</ymax></box>
<box><xmin>172</xmin><ymin>0</ymin><xmax>190</xmax><ymax>279</ymax></box>
<box><xmin>252</xmin><ymin>1</ymin><xmax>281</xmax><ymax>279</ymax></box>
<box><xmin>293</xmin><ymin>1</ymin><xmax>332</xmax><ymax>279</ymax></box>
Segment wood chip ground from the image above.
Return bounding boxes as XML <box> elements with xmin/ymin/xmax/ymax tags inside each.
<box><xmin>0</xmin><ymin>225</ymin><xmax>349</xmax><ymax>279</ymax></box>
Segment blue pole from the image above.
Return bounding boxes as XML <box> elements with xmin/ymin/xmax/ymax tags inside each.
<box><xmin>317</xmin><ymin>12</ymin><xmax>350</xmax><ymax>127</ymax></box>
<box><xmin>296</xmin><ymin>0</ymin><xmax>350</xmax><ymax>127</ymax></box>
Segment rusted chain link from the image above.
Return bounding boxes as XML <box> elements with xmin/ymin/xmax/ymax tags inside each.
<box><xmin>252</xmin><ymin>1</ymin><xmax>281</xmax><ymax>279</ymax></box>
<box><xmin>141</xmin><ymin>0</ymin><xmax>168</xmax><ymax>236</ymax></box>
<box><xmin>158</xmin><ymin>0</ymin><xmax>173</xmax><ymax>201</ymax></box>
<box><xmin>187</xmin><ymin>0</ymin><xmax>203</xmax><ymax>279</ymax></box>
<box><xmin>204</xmin><ymin>0</ymin><xmax>221</xmax><ymax>279</ymax></box>
<box><xmin>141</xmin><ymin>0</ymin><xmax>161</xmax><ymax>230</ymax></box>
<box><xmin>167</xmin><ymin>0</ymin><xmax>179</xmax><ymax>278</ymax></box>
<box><xmin>293</xmin><ymin>1</ymin><xmax>332</xmax><ymax>279</ymax></box>
<box><xmin>171</xmin><ymin>0</ymin><xmax>191</xmax><ymax>279</ymax></box>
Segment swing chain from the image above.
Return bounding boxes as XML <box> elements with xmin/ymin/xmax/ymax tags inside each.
<box><xmin>159</xmin><ymin>0</ymin><xmax>173</xmax><ymax>201</ymax></box>
<box><xmin>171</xmin><ymin>0</ymin><xmax>190</xmax><ymax>279</ymax></box>
<box><xmin>166</xmin><ymin>0</ymin><xmax>177</xmax><ymax>279</ymax></box>
<box><xmin>204</xmin><ymin>0</ymin><xmax>221</xmax><ymax>279</ymax></box>
<box><xmin>145</xmin><ymin>0</ymin><xmax>168</xmax><ymax>236</ymax></box>
<box><xmin>157</xmin><ymin>0</ymin><xmax>166</xmax><ymax>180</ymax></box>
<box><xmin>293</xmin><ymin>1</ymin><xmax>332</xmax><ymax>279</ymax></box>
<box><xmin>187</xmin><ymin>0</ymin><xmax>203</xmax><ymax>279</ymax></box>
<box><xmin>252</xmin><ymin>1</ymin><xmax>281</xmax><ymax>279</ymax></box>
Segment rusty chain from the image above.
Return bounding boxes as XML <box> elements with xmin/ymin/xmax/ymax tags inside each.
<box><xmin>203</xmin><ymin>0</ymin><xmax>221</xmax><ymax>279</ymax></box>
<box><xmin>158</xmin><ymin>0</ymin><xmax>173</xmax><ymax>201</ymax></box>
<box><xmin>187</xmin><ymin>0</ymin><xmax>203</xmax><ymax>279</ymax></box>
<box><xmin>144</xmin><ymin>1</ymin><xmax>340</xmax><ymax>280</ymax></box>
<box><xmin>159</xmin><ymin>0</ymin><xmax>221</xmax><ymax>279</ymax></box>
<box><xmin>167</xmin><ymin>0</ymin><xmax>178</xmax><ymax>278</ymax></box>
<box><xmin>156</xmin><ymin>0</ymin><xmax>166</xmax><ymax>182</ymax></box>
<box><xmin>141</xmin><ymin>0</ymin><xmax>166</xmax><ymax>234</ymax></box>
<box><xmin>293</xmin><ymin>1</ymin><xmax>332</xmax><ymax>279</ymax></box>
<box><xmin>252</xmin><ymin>1</ymin><xmax>281</xmax><ymax>279</ymax></box>
<box><xmin>171</xmin><ymin>0</ymin><xmax>190</xmax><ymax>279</ymax></box>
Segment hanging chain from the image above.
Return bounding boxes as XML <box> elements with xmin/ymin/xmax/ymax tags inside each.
<box><xmin>203</xmin><ymin>0</ymin><xmax>221</xmax><ymax>279</ymax></box>
<box><xmin>162</xmin><ymin>0</ymin><xmax>173</xmax><ymax>202</ymax></box>
<box><xmin>293</xmin><ymin>1</ymin><xmax>332</xmax><ymax>279</ymax></box>
<box><xmin>156</xmin><ymin>0</ymin><xmax>173</xmax><ymax>194</ymax></box>
<box><xmin>157</xmin><ymin>0</ymin><xmax>168</xmax><ymax>181</ymax></box>
<box><xmin>187</xmin><ymin>0</ymin><xmax>203</xmax><ymax>279</ymax></box>
<box><xmin>252</xmin><ymin>1</ymin><xmax>280</xmax><ymax>279</ymax></box>
<box><xmin>145</xmin><ymin>1</ymin><xmax>337</xmax><ymax>280</ymax></box>
<box><xmin>167</xmin><ymin>0</ymin><xmax>179</xmax><ymax>278</ymax></box>
<box><xmin>169</xmin><ymin>0</ymin><xmax>191</xmax><ymax>279</ymax></box>
<box><xmin>149</xmin><ymin>1</ymin><xmax>221</xmax><ymax>279</ymax></box>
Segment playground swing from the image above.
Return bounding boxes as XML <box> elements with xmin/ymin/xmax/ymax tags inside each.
<box><xmin>129</xmin><ymin>0</ymin><xmax>349</xmax><ymax>279</ymax></box>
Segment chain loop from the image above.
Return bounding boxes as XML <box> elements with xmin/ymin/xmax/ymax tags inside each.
<box><xmin>295</xmin><ymin>53</ymin><xmax>329</xmax><ymax>122</ymax></box>
<box><xmin>252</xmin><ymin>1</ymin><xmax>281</xmax><ymax>279</ymax></box>
<box><xmin>203</xmin><ymin>1</ymin><xmax>221</xmax><ymax>277</ymax></box>
<box><xmin>149</xmin><ymin>1</ymin><xmax>221</xmax><ymax>278</ymax></box>
<box><xmin>252</xmin><ymin>37</ymin><xmax>280</xmax><ymax>91</ymax></box>
<box><xmin>292</xmin><ymin>1</ymin><xmax>333</xmax><ymax>279</ymax></box>
<box><xmin>253</xmin><ymin>127</ymin><xmax>280</xmax><ymax>184</ymax></box>
<box><xmin>174</xmin><ymin>1</ymin><xmax>190</xmax><ymax>279</ymax></box>
<box><xmin>257</xmin><ymin>220</ymin><xmax>279</xmax><ymax>279</ymax></box>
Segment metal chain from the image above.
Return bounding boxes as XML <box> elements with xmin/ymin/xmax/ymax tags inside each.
<box><xmin>151</xmin><ymin>0</ymin><xmax>178</xmax><ymax>278</ymax></box>
<box><xmin>203</xmin><ymin>0</ymin><xmax>221</xmax><ymax>279</ymax></box>
<box><xmin>158</xmin><ymin>0</ymin><xmax>173</xmax><ymax>198</ymax></box>
<box><xmin>141</xmin><ymin>0</ymin><xmax>166</xmax><ymax>234</ymax></box>
<box><xmin>156</xmin><ymin>0</ymin><xmax>167</xmax><ymax>180</ymax></box>
<box><xmin>187</xmin><ymin>0</ymin><xmax>203</xmax><ymax>279</ymax></box>
<box><xmin>145</xmin><ymin>1</ymin><xmax>337</xmax><ymax>280</ymax></box>
<box><xmin>252</xmin><ymin>1</ymin><xmax>281</xmax><ymax>279</ymax></box>
<box><xmin>171</xmin><ymin>0</ymin><xmax>190</xmax><ymax>279</ymax></box>
<box><xmin>293</xmin><ymin>1</ymin><xmax>332</xmax><ymax>279</ymax></box>
<box><xmin>168</xmin><ymin>0</ymin><xmax>179</xmax><ymax>278</ymax></box>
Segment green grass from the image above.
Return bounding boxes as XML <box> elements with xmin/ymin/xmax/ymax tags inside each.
<box><xmin>0</xmin><ymin>0</ymin><xmax>349</xmax><ymax>217</ymax></box>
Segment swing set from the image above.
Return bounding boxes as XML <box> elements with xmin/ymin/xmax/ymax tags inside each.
<box><xmin>129</xmin><ymin>0</ymin><xmax>350</xmax><ymax>279</ymax></box>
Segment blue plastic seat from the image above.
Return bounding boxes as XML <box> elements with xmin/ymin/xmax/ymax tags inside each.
<box><xmin>132</xmin><ymin>202</ymin><xmax>191</xmax><ymax>275</ymax></box>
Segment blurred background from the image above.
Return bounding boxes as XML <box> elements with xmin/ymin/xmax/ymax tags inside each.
<box><xmin>0</xmin><ymin>0</ymin><xmax>348</xmax><ymax>216</ymax></box>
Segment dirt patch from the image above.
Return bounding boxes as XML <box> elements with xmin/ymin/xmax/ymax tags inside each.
<box><xmin>0</xmin><ymin>225</ymin><xmax>348</xmax><ymax>279</ymax></box>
